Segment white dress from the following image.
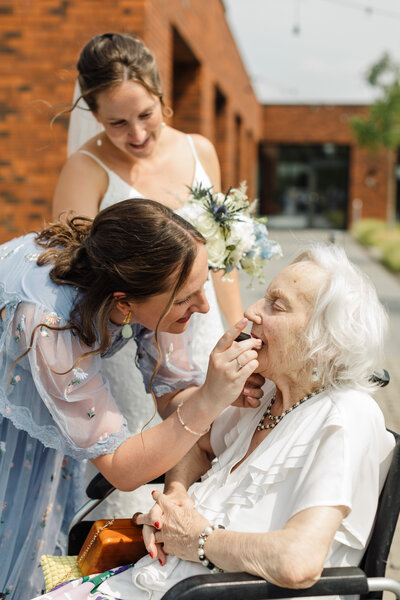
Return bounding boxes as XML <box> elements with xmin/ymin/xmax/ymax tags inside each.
<box><xmin>79</xmin><ymin>136</ymin><xmax>225</xmax><ymax>517</ymax></box>
<box><xmin>96</xmin><ymin>382</ymin><xmax>395</xmax><ymax>600</ymax></box>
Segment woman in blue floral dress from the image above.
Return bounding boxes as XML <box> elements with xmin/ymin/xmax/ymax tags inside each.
<box><xmin>0</xmin><ymin>199</ymin><xmax>261</xmax><ymax>599</ymax></box>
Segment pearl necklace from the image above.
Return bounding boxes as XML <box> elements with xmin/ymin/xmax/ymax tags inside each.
<box><xmin>256</xmin><ymin>387</ymin><xmax>327</xmax><ymax>431</ymax></box>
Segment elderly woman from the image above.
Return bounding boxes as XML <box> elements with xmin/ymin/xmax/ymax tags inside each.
<box><xmin>31</xmin><ymin>244</ymin><xmax>395</xmax><ymax>600</ymax></box>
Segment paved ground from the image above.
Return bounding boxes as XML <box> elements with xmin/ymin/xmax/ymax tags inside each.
<box><xmin>238</xmin><ymin>228</ymin><xmax>400</xmax><ymax>585</ymax></box>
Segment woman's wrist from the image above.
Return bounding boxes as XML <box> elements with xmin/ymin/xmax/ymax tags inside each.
<box><xmin>197</xmin><ymin>524</ymin><xmax>225</xmax><ymax>573</ymax></box>
<box><xmin>176</xmin><ymin>401</ymin><xmax>210</xmax><ymax>436</ymax></box>
<box><xmin>178</xmin><ymin>386</ymin><xmax>220</xmax><ymax>431</ymax></box>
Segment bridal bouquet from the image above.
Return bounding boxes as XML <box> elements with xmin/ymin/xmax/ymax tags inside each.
<box><xmin>178</xmin><ymin>182</ymin><xmax>282</xmax><ymax>284</ymax></box>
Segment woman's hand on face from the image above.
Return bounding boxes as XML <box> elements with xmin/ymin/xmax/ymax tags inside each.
<box><xmin>138</xmin><ymin>491</ymin><xmax>209</xmax><ymax>563</ymax></box>
<box><xmin>201</xmin><ymin>319</ymin><xmax>262</xmax><ymax>411</ymax></box>
<box><xmin>232</xmin><ymin>372</ymin><xmax>266</xmax><ymax>408</ymax></box>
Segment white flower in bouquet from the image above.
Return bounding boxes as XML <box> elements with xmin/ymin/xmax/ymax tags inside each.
<box><xmin>226</xmin><ymin>217</ymin><xmax>255</xmax><ymax>264</ymax></box>
<box><xmin>178</xmin><ymin>182</ymin><xmax>282</xmax><ymax>284</ymax></box>
<box><xmin>207</xmin><ymin>232</ymin><xmax>229</xmax><ymax>268</ymax></box>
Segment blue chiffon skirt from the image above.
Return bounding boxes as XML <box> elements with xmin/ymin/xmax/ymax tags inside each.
<box><xmin>0</xmin><ymin>416</ymin><xmax>85</xmax><ymax>599</ymax></box>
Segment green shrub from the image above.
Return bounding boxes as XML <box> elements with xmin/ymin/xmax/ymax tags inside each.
<box><xmin>352</xmin><ymin>218</ymin><xmax>386</xmax><ymax>246</ymax></box>
<box><xmin>381</xmin><ymin>242</ymin><xmax>400</xmax><ymax>272</ymax></box>
<box><xmin>352</xmin><ymin>219</ymin><xmax>400</xmax><ymax>272</ymax></box>
<box><xmin>369</xmin><ymin>227</ymin><xmax>400</xmax><ymax>251</ymax></box>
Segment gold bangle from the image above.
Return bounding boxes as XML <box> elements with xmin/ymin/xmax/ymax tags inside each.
<box><xmin>176</xmin><ymin>401</ymin><xmax>210</xmax><ymax>436</ymax></box>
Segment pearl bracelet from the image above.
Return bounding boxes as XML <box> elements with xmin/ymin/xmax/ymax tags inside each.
<box><xmin>198</xmin><ymin>524</ymin><xmax>225</xmax><ymax>573</ymax></box>
<box><xmin>176</xmin><ymin>401</ymin><xmax>211</xmax><ymax>437</ymax></box>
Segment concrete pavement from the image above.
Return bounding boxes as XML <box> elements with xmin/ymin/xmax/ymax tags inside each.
<box><xmin>239</xmin><ymin>228</ymin><xmax>400</xmax><ymax>583</ymax></box>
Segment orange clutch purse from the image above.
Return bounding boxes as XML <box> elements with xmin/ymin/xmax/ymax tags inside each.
<box><xmin>77</xmin><ymin>518</ymin><xmax>147</xmax><ymax>576</ymax></box>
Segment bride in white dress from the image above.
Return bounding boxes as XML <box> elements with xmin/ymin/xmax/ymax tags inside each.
<box><xmin>53</xmin><ymin>33</ymin><xmax>243</xmax><ymax>517</ymax></box>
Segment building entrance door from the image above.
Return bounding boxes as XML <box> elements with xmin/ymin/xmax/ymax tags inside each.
<box><xmin>259</xmin><ymin>144</ymin><xmax>350</xmax><ymax>229</ymax></box>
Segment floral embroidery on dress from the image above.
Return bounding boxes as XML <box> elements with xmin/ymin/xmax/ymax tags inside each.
<box><xmin>64</xmin><ymin>367</ymin><xmax>89</xmax><ymax>400</ymax></box>
<box><xmin>71</xmin><ymin>367</ymin><xmax>88</xmax><ymax>384</ymax></box>
<box><xmin>87</xmin><ymin>407</ymin><xmax>96</xmax><ymax>419</ymax></box>
<box><xmin>40</xmin><ymin>503</ymin><xmax>53</xmax><ymax>528</ymax></box>
<box><xmin>165</xmin><ymin>342</ymin><xmax>174</xmax><ymax>368</ymax></box>
<box><xmin>40</xmin><ymin>311</ymin><xmax>61</xmax><ymax>336</ymax></box>
<box><xmin>0</xmin><ymin>243</ymin><xmax>23</xmax><ymax>261</ymax></box>
<box><xmin>14</xmin><ymin>314</ymin><xmax>26</xmax><ymax>343</ymax></box>
<box><xmin>10</xmin><ymin>375</ymin><xmax>21</xmax><ymax>386</ymax></box>
<box><xmin>61</xmin><ymin>458</ymin><xmax>71</xmax><ymax>480</ymax></box>
<box><xmin>23</xmin><ymin>443</ymin><xmax>33</xmax><ymax>469</ymax></box>
<box><xmin>24</xmin><ymin>252</ymin><xmax>39</xmax><ymax>262</ymax></box>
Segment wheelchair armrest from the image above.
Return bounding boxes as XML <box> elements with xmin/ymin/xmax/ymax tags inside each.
<box><xmin>161</xmin><ymin>567</ymin><xmax>370</xmax><ymax>600</ymax></box>
<box><xmin>86</xmin><ymin>472</ymin><xmax>115</xmax><ymax>499</ymax></box>
<box><xmin>370</xmin><ymin>369</ymin><xmax>390</xmax><ymax>387</ymax></box>
<box><xmin>85</xmin><ymin>472</ymin><xmax>166</xmax><ymax>500</ymax></box>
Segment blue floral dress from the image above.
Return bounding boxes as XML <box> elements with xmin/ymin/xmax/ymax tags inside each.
<box><xmin>0</xmin><ymin>234</ymin><xmax>204</xmax><ymax>599</ymax></box>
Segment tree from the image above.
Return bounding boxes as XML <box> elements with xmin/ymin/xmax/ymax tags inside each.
<box><xmin>350</xmin><ymin>52</ymin><xmax>400</xmax><ymax>222</ymax></box>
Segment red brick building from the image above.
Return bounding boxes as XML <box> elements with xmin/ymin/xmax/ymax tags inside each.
<box><xmin>0</xmin><ymin>0</ymin><xmax>395</xmax><ymax>243</ymax></box>
<box><xmin>260</xmin><ymin>104</ymin><xmax>396</xmax><ymax>228</ymax></box>
<box><xmin>0</xmin><ymin>0</ymin><xmax>260</xmax><ymax>243</ymax></box>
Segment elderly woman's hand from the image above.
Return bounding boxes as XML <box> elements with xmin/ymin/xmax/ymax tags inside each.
<box><xmin>233</xmin><ymin>372</ymin><xmax>265</xmax><ymax>408</ymax></box>
<box><xmin>137</xmin><ymin>490</ymin><xmax>209</xmax><ymax>563</ymax></box>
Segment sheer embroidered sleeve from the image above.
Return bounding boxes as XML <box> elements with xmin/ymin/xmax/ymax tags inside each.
<box><xmin>2</xmin><ymin>302</ymin><xmax>129</xmax><ymax>459</ymax></box>
<box><xmin>135</xmin><ymin>321</ymin><xmax>206</xmax><ymax>398</ymax></box>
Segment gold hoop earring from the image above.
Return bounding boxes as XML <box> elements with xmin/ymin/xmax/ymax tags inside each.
<box><xmin>121</xmin><ymin>311</ymin><xmax>133</xmax><ymax>339</ymax></box>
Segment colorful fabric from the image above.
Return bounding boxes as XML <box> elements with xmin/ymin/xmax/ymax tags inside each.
<box><xmin>31</xmin><ymin>564</ymin><xmax>132</xmax><ymax>599</ymax></box>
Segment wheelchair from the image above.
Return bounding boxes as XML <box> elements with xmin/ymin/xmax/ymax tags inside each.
<box><xmin>66</xmin><ymin>370</ymin><xmax>399</xmax><ymax>600</ymax></box>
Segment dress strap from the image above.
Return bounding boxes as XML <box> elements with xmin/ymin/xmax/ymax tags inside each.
<box><xmin>186</xmin><ymin>134</ymin><xmax>200</xmax><ymax>162</ymax></box>
<box><xmin>79</xmin><ymin>150</ymin><xmax>111</xmax><ymax>174</ymax></box>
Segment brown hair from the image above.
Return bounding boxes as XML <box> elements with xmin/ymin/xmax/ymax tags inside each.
<box><xmin>76</xmin><ymin>32</ymin><xmax>171</xmax><ymax>115</ymax></box>
<box><xmin>32</xmin><ymin>199</ymin><xmax>204</xmax><ymax>366</ymax></box>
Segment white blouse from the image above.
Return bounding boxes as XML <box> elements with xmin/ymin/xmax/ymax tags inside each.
<box><xmin>99</xmin><ymin>381</ymin><xmax>395</xmax><ymax>600</ymax></box>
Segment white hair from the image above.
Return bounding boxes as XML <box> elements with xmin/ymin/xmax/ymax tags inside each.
<box><xmin>294</xmin><ymin>243</ymin><xmax>388</xmax><ymax>392</ymax></box>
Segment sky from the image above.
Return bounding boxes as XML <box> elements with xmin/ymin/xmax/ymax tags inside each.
<box><xmin>223</xmin><ymin>0</ymin><xmax>400</xmax><ymax>104</ymax></box>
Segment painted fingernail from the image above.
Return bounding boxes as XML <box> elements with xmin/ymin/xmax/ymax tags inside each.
<box><xmin>149</xmin><ymin>551</ymin><xmax>154</xmax><ymax>559</ymax></box>
<box><xmin>151</xmin><ymin>490</ymin><xmax>157</xmax><ymax>495</ymax></box>
<box><xmin>159</xmin><ymin>559</ymin><xmax>163</xmax><ymax>565</ymax></box>
<box><xmin>155</xmin><ymin>521</ymin><xmax>160</xmax><ymax>529</ymax></box>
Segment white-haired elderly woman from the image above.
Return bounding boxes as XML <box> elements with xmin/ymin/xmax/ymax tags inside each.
<box><xmin>31</xmin><ymin>244</ymin><xmax>395</xmax><ymax>600</ymax></box>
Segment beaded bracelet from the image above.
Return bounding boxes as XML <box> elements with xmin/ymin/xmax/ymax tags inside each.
<box><xmin>177</xmin><ymin>401</ymin><xmax>211</xmax><ymax>436</ymax></box>
<box><xmin>197</xmin><ymin>524</ymin><xmax>225</xmax><ymax>573</ymax></box>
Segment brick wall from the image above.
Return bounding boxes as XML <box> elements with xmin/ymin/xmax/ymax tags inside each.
<box><xmin>0</xmin><ymin>0</ymin><xmax>261</xmax><ymax>243</ymax></box>
<box><xmin>262</xmin><ymin>104</ymin><xmax>393</xmax><ymax>223</ymax></box>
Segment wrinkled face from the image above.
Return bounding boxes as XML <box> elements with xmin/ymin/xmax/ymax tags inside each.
<box><xmin>130</xmin><ymin>244</ymin><xmax>210</xmax><ymax>334</ymax></box>
<box><xmin>244</xmin><ymin>261</ymin><xmax>326</xmax><ymax>382</ymax></box>
<box><xmin>94</xmin><ymin>79</ymin><xmax>164</xmax><ymax>158</ymax></box>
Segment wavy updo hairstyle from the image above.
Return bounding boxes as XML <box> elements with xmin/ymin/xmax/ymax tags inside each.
<box><xmin>75</xmin><ymin>32</ymin><xmax>170</xmax><ymax>116</ymax></box>
<box><xmin>35</xmin><ymin>198</ymin><xmax>205</xmax><ymax>357</ymax></box>
<box><xmin>295</xmin><ymin>244</ymin><xmax>388</xmax><ymax>391</ymax></box>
